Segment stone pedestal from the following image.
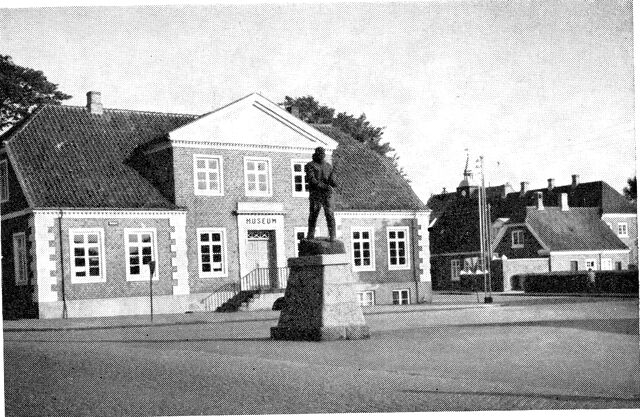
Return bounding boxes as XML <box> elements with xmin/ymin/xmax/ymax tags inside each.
<box><xmin>270</xmin><ymin>239</ymin><xmax>370</xmax><ymax>341</ymax></box>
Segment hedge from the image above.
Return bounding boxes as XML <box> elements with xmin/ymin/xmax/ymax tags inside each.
<box><xmin>520</xmin><ymin>270</ymin><xmax>639</xmax><ymax>294</ymax></box>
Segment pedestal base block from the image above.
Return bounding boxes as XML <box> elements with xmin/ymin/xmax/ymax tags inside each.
<box><xmin>270</xmin><ymin>244</ymin><xmax>370</xmax><ymax>341</ymax></box>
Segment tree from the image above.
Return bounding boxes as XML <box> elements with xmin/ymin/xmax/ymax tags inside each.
<box><xmin>282</xmin><ymin>95</ymin><xmax>408</xmax><ymax>179</ymax></box>
<box><xmin>624</xmin><ymin>176</ymin><xmax>636</xmax><ymax>201</ymax></box>
<box><xmin>1</xmin><ymin>55</ymin><xmax>71</xmax><ymax>131</ymax></box>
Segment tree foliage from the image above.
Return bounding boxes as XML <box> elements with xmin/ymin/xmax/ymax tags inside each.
<box><xmin>282</xmin><ymin>95</ymin><xmax>407</xmax><ymax>178</ymax></box>
<box><xmin>1</xmin><ymin>55</ymin><xmax>71</xmax><ymax>130</ymax></box>
<box><xmin>624</xmin><ymin>176</ymin><xmax>636</xmax><ymax>201</ymax></box>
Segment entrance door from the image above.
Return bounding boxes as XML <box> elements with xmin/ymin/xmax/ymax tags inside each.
<box><xmin>246</xmin><ymin>230</ymin><xmax>277</xmax><ymax>289</ymax></box>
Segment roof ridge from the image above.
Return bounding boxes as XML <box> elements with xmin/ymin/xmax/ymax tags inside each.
<box><xmin>53</xmin><ymin>103</ymin><xmax>199</xmax><ymax>118</ymax></box>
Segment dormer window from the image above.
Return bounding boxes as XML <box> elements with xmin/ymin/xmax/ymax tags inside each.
<box><xmin>244</xmin><ymin>157</ymin><xmax>272</xmax><ymax>197</ymax></box>
<box><xmin>511</xmin><ymin>230</ymin><xmax>524</xmax><ymax>248</ymax></box>
<box><xmin>193</xmin><ymin>155</ymin><xmax>224</xmax><ymax>196</ymax></box>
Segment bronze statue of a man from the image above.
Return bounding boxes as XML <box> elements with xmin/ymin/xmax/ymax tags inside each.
<box><xmin>305</xmin><ymin>147</ymin><xmax>337</xmax><ymax>241</ymax></box>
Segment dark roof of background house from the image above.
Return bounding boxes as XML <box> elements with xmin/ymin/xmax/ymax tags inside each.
<box><xmin>314</xmin><ymin>124</ymin><xmax>426</xmax><ymax>211</ymax></box>
<box><xmin>526</xmin><ymin>181</ymin><xmax>636</xmax><ymax>214</ymax></box>
<box><xmin>3</xmin><ymin>104</ymin><xmax>197</xmax><ymax>209</ymax></box>
<box><xmin>523</xmin><ymin>206</ymin><xmax>629</xmax><ymax>251</ymax></box>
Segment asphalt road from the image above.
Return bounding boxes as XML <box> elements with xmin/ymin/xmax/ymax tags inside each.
<box><xmin>3</xmin><ymin>296</ymin><xmax>640</xmax><ymax>416</ymax></box>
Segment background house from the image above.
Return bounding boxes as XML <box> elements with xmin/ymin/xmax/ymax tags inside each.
<box><xmin>428</xmin><ymin>165</ymin><xmax>636</xmax><ymax>292</ymax></box>
<box><xmin>1</xmin><ymin>91</ymin><xmax>431</xmax><ymax>319</ymax></box>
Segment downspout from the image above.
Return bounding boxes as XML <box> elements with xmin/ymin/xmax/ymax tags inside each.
<box><xmin>58</xmin><ymin>210</ymin><xmax>68</xmax><ymax>318</ymax></box>
<box><xmin>411</xmin><ymin>217</ymin><xmax>420</xmax><ymax>303</ymax></box>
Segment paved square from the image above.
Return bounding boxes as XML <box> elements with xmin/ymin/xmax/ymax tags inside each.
<box><xmin>3</xmin><ymin>295</ymin><xmax>639</xmax><ymax>415</ymax></box>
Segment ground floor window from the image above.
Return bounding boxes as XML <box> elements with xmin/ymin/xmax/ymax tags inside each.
<box><xmin>601</xmin><ymin>258</ymin><xmax>612</xmax><ymax>271</ymax></box>
<box><xmin>585</xmin><ymin>259</ymin><xmax>596</xmax><ymax>270</ymax></box>
<box><xmin>198</xmin><ymin>228</ymin><xmax>227</xmax><ymax>278</ymax></box>
<box><xmin>569</xmin><ymin>260</ymin><xmax>578</xmax><ymax>271</ymax></box>
<box><xmin>125</xmin><ymin>229</ymin><xmax>157</xmax><ymax>281</ymax></box>
<box><xmin>357</xmin><ymin>291</ymin><xmax>375</xmax><ymax>306</ymax></box>
<box><xmin>69</xmin><ymin>228</ymin><xmax>105</xmax><ymax>283</ymax></box>
<box><xmin>615</xmin><ymin>261</ymin><xmax>623</xmax><ymax>270</ymax></box>
<box><xmin>12</xmin><ymin>232</ymin><xmax>27</xmax><ymax>285</ymax></box>
<box><xmin>392</xmin><ymin>289</ymin><xmax>410</xmax><ymax>305</ymax></box>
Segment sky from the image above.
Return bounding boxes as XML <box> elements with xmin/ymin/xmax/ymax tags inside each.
<box><xmin>0</xmin><ymin>0</ymin><xmax>635</xmax><ymax>203</ymax></box>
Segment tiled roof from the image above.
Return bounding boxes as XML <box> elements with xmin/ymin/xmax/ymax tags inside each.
<box><xmin>524</xmin><ymin>207</ymin><xmax>628</xmax><ymax>251</ymax></box>
<box><xmin>515</xmin><ymin>181</ymin><xmax>636</xmax><ymax>214</ymax></box>
<box><xmin>3</xmin><ymin>105</ymin><xmax>197</xmax><ymax>209</ymax></box>
<box><xmin>314</xmin><ymin>125</ymin><xmax>426</xmax><ymax>211</ymax></box>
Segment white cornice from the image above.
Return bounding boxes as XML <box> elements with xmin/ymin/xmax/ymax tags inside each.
<box><xmin>32</xmin><ymin>209</ymin><xmax>186</xmax><ymax>219</ymax></box>
<box><xmin>146</xmin><ymin>140</ymin><xmax>326</xmax><ymax>155</ymax></box>
<box><xmin>602</xmin><ymin>213</ymin><xmax>637</xmax><ymax>218</ymax></box>
<box><xmin>335</xmin><ymin>210</ymin><xmax>430</xmax><ymax>219</ymax></box>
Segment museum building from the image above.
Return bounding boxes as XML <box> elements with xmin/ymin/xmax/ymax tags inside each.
<box><xmin>0</xmin><ymin>92</ymin><xmax>431</xmax><ymax>319</ymax></box>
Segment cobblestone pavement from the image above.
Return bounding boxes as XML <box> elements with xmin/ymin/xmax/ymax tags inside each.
<box><xmin>3</xmin><ymin>296</ymin><xmax>639</xmax><ymax>415</ymax></box>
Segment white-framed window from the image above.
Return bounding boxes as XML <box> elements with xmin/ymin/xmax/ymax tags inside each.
<box><xmin>0</xmin><ymin>159</ymin><xmax>9</xmax><ymax>202</ymax></box>
<box><xmin>244</xmin><ymin>156</ymin><xmax>272</xmax><ymax>197</ymax></box>
<box><xmin>291</xmin><ymin>159</ymin><xmax>309</xmax><ymax>198</ymax></box>
<box><xmin>392</xmin><ymin>289</ymin><xmax>410</xmax><ymax>305</ymax></box>
<box><xmin>617</xmin><ymin>223</ymin><xmax>628</xmax><ymax>237</ymax></box>
<box><xmin>12</xmin><ymin>232</ymin><xmax>27</xmax><ymax>286</ymax></box>
<box><xmin>585</xmin><ymin>259</ymin><xmax>597</xmax><ymax>270</ymax></box>
<box><xmin>511</xmin><ymin>230</ymin><xmax>524</xmax><ymax>248</ymax></box>
<box><xmin>569</xmin><ymin>260</ymin><xmax>579</xmax><ymax>271</ymax></box>
<box><xmin>124</xmin><ymin>229</ymin><xmax>158</xmax><ymax>281</ymax></box>
<box><xmin>451</xmin><ymin>259</ymin><xmax>461</xmax><ymax>281</ymax></box>
<box><xmin>293</xmin><ymin>227</ymin><xmax>307</xmax><ymax>257</ymax></box>
<box><xmin>351</xmin><ymin>227</ymin><xmax>375</xmax><ymax>271</ymax></box>
<box><xmin>601</xmin><ymin>258</ymin><xmax>613</xmax><ymax>271</ymax></box>
<box><xmin>69</xmin><ymin>228</ymin><xmax>105</xmax><ymax>283</ymax></box>
<box><xmin>357</xmin><ymin>291</ymin><xmax>375</xmax><ymax>306</ymax></box>
<box><xmin>387</xmin><ymin>226</ymin><xmax>410</xmax><ymax>270</ymax></box>
<box><xmin>197</xmin><ymin>228</ymin><xmax>228</xmax><ymax>278</ymax></box>
<box><xmin>193</xmin><ymin>154</ymin><xmax>224</xmax><ymax>196</ymax></box>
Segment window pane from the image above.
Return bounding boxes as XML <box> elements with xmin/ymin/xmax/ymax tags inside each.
<box><xmin>353</xmin><ymin>231</ymin><xmax>360</xmax><ymax>239</ymax></box>
<box><xmin>197</xmin><ymin>172</ymin><xmax>206</xmax><ymax>180</ymax></box>
<box><xmin>130</xmin><ymin>256</ymin><xmax>139</xmax><ymax>265</ymax></box>
<box><xmin>87</xmin><ymin>234</ymin><xmax>98</xmax><ymax>244</ymax></box>
<box><xmin>128</xmin><ymin>234</ymin><xmax>138</xmax><ymax>243</ymax></box>
<box><xmin>257</xmin><ymin>162</ymin><xmax>265</xmax><ymax>171</ymax></box>
<box><xmin>294</xmin><ymin>164</ymin><xmax>302</xmax><ymax>172</ymax></box>
<box><xmin>141</xmin><ymin>234</ymin><xmax>151</xmax><ymax>243</ymax></box>
<box><xmin>142</xmin><ymin>255</ymin><xmax>152</xmax><ymax>264</ymax></box>
<box><xmin>398</xmin><ymin>231</ymin><xmax>404</xmax><ymax>239</ymax></box>
<box><xmin>142</xmin><ymin>247</ymin><xmax>151</xmax><ymax>255</ymax></box>
<box><xmin>202</xmin><ymin>254</ymin><xmax>210</xmax><ymax>263</ymax></box>
<box><xmin>129</xmin><ymin>247</ymin><xmax>139</xmax><ymax>255</ymax></box>
<box><xmin>208</xmin><ymin>159</ymin><xmax>217</xmax><ymax>169</ymax></box>
<box><xmin>74</xmin><ymin>248</ymin><xmax>85</xmax><ymax>257</ymax></box>
<box><xmin>89</xmin><ymin>257</ymin><xmax>99</xmax><ymax>266</ymax></box>
<box><xmin>202</xmin><ymin>264</ymin><xmax>211</xmax><ymax>272</ymax></box>
<box><xmin>197</xmin><ymin>159</ymin><xmax>206</xmax><ymax>168</ymax></box>
<box><xmin>201</xmin><ymin>245</ymin><xmax>210</xmax><ymax>254</ymax></box>
<box><xmin>73</xmin><ymin>235</ymin><xmax>84</xmax><ymax>244</ymax></box>
<box><xmin>75</xmin><ymin>258</ymin><xmax>85</xmax><ymax>267</ymax></box>
<box><xmin>259</xmin><ymin>183</ymin><xmax>267</xmax><ymax>191</ymax></box>
<box><xmin>130</xmin><ymin>266</ymin><xmax>140</xmax><ymax>275</ymax></box>
<box><xmin>212</xmin><ymin>233</ymin><xmax>221</xmax><ymax>242</ymax></box>
<box><xmin>198</xmin><ymin>181</ymin><xmax>207</xmax><ymax>190</ymax></box>
<box><xmin>89</xmin><ymin>267</ymin><xmax>100</xmax><ymax>276</ymax></box>
<box><xmin>200</xmin><ymin>233</ymin><xmax>209</xmax><ymax>242</ymax></box>
<box><xmin>362</xmin><ymin>232</ymin><xmax>369</xmax><ymax>239</ymax></box>
<box><xmin>247</xmin><ymin>162</ymin><xmax>255</xmax><ymax>171</ymax></box>
<box><xmin>389</xmin><ymin>231</ymin><xmax>396</xmax><ymax>239</ymax></box>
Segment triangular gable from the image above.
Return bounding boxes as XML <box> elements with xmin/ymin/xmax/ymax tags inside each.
<box><xmin>168</xmin><ymin>93</ymin><xmax>338</xmax><ymax>152</ymax></box>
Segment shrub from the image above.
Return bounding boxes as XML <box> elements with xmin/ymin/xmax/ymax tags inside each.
<box><xmin>521</xmin><ymin>270</ymin><xmax>639</xmax><ymax>294</ymax></box>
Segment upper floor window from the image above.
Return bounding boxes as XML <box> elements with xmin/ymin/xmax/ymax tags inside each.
<box><xmin>387</xmin><ymin>226</ymin><xmax>410</xmax><ymax>270</ymax></box>
<box><xmin>124</xmin><ymin>229</ymin><xmax>158</xmax><ymax>281</ymax></box>
<box><xmin>244</xmin><ymin>157</ymin><xmax>272</xmax><ymax>197</ymax></box>
<box><xmin>352</xmin><ymin>228</ymin><xmax>375</xmax><ymax>271</ymax></box>
<box><xmin>511</xmin><ymin>230</ymin><xmax>524</xmax><ymax>248</ymax></box>
<box><xmin>70</xmin><ymin>228</ymin><xmax>105</xmax><ymax>283</ymax></box>
<box><xmin>197</xmin><ymin>228</ymin><xmax>228</xmax><ymax>278</ymax></box>
<box><xmin>451</xmin><ymin>259</ymin><xmax>461</xmax><ymax>281</ymax></box>
<box><xmin>0</xmin><ymin>159</ymin><xmax>9</xmax><ymax>202</ymax></box>
<box><xmin>618</xmin><ymin>223</ymin><xmax>628</xmax><ymax>237</ymax></box>
<box><xmin>193</xmin><ymin>155</ymin><xmax>224</xmax><ymax>196</ymax></box>
<box><xmin>291</xmin><ymin>160</ymin><xmax>309</xmax><ymax>197</ymax></box>
<box><xmin>13</xmin><ymin>232</ymin><xmax>27</xmax><ymax>286</ymax></box>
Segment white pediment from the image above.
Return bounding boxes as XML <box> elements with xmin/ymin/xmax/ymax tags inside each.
<box><xmin>168</xmin><ymin>93</ymin><xmax>338</xmax><ymax>152</ymax></box>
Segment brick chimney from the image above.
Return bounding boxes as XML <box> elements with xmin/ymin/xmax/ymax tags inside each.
<box><xmin>86</xmin><ymin>91</ymin><xmax>103</xmax><ymax>115</ymax></box>
<box><xmin>571</xmin><ymin>174</ymin><xmax>580</xmax><ymax>188</ymax></box>
<box><xmin>536</xmin><ymin>191</ymin><xmax>544</xmax><ymax>210</ymax></box>
<box><xmin>559</xmin><ymin>192</ymin><xmax>569</xmax><ymax>211</ymax></box>
<box><xmin>547</xmin><ymin>178</ymin><xmax>555</xmax><ymax>191</ymax></box>
<box><xmin>520</xmin><ymin>181</ymin><xmax>529</xmax><ymax>196</ymax></box>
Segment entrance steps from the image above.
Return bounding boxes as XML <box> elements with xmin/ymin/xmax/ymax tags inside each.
<box><xmin>215</xmin><ymin>290</ymin><xmax>285</xmax><ymax>312</ymax></box>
